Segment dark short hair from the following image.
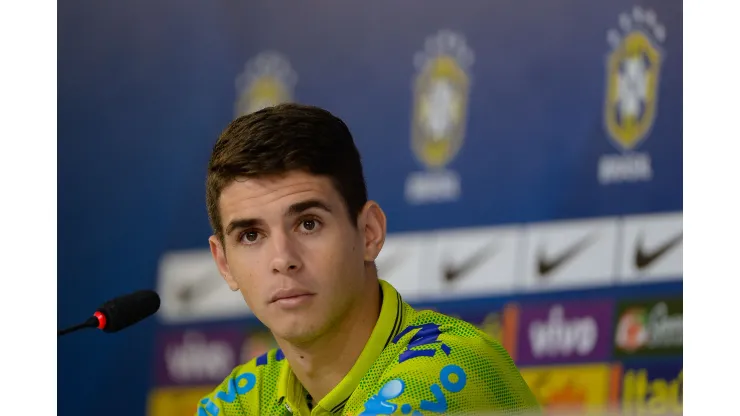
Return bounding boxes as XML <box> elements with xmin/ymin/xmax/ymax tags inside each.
<box><xmin>206</xmin><ymin>103</ymin><xmax>368</xmax><ymax>241</ymax></box>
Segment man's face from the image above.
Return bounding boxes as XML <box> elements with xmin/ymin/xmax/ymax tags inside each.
<box><xmin>209</xmin><ymin>170</ymin><xmax>381</xmax><ymax>345</ymax></box>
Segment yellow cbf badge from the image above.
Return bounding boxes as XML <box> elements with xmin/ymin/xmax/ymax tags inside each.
<box><xmin>234</xmin><ymin>51</ymin><xmax>297</xmax><ymax>117</ymax></box>
<box><xmin>604</xmin><ymin>7</ymin><xmax>666</xmax><ymax>151</ymax></box>
<box><xmin>411</xmin><ymin>30</ymin><xmax>473</xmax><ymax>170</ymax></box>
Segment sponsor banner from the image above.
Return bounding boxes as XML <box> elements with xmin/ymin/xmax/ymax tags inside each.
<box><xmin>375</xmin><ymin>232</ymin><xmax>435</xmax><ymax>302</ymax></box>
<box><xmin>147</xmin><ymin>386</ymin><xmax>213</xmax><ymax>416</ymax></box>
<box><xmin>618</xmin><ymin>360</ymin><xmax>683</xmax><ymax>416</ymax></box>
<box><xmin>153</xmin><ymin>328</ymin><xmax>245</xmax><ymax>388</ymax></box>
<box><xmin>614</xmin><ymin>297</ymin><xmax>682</xmax><ymax>358</ymax></box>
<box><xmin>156</xmin><ymin>250</ymin><xmax>252</xmax><ymax>324</ymax></box>
<box><xmin>519</xmin><ymin>218</ymin><xmax>620</xmax><ymax>292</ymax></box>
<box><xmin>515</xmin><ymin>300</ymin><xmax>615</xmax><ymax>366</ymax></box>
<box><xmin>520</xmin><ymin>363</ymin><xmax>617</xmax><ymax>415</ymax></box>
<box><xmin>618</xmin><ymin>212</ymin><xmax>682</xmax><ymax>282</ymax></box>
<box><xmin>420</xmin><ymin>225</ymin><xmax>520</xmax><ymax>299</ymax></box>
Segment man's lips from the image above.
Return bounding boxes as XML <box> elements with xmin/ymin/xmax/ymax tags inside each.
<box><xmin>269</xmin><ymin>288</ymin><xmax>315</xmax><ymax>303</ymax></box>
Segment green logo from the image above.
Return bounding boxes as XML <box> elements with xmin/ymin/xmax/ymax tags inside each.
<box><xmin>614</xmin><ymin>298</ymin><xmax>682</xmax><ymax>357</ymax></box>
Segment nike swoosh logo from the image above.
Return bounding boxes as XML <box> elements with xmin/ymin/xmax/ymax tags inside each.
<box><xmin>175</xmin><ymin>272</ymin><xmax>224</xmax><ymax>308</ymax></box>
<box><xmin>443</xmin><ymin>242</ymin><xmax>497</xmax><ymax>283</ymax></box>
<box><xmin>635</xmin><ymin>232</ymin><xmax>683</xmax><ymax>270</ymax></box>
<box><xmin>537</xmin><ymin>234</ymin><xmax>597</xmax><ymax>277</ymax></box>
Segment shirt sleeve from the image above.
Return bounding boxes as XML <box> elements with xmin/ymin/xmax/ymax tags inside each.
<box><xmin>358</xmin><ymin>322</ymin><xmax>541</xmax><ymax>416</ymax></box>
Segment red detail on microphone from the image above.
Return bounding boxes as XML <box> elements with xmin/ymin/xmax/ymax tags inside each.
<box><xmin>94</xmin><ymin>311</ymin><xmax>107</xmax><ymax>329</ymax></box>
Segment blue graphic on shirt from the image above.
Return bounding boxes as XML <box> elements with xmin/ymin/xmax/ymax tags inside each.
<box><xmin>197</xmin><ymin>372</ymin><xmax>258</xmax><ymax>416</ymax></box>
<box><xmin>256</xmin><ymin>348</ymin><xmax>284</xmax><ymax>366</ymax></box>
<box><xmin>393</xmin><ymin>323</ymin><xmax>451</xmax><ymax>363</ymax></box>
<box><xmin>359</xmin><ymin>379</ymin><xmax>405</xmax><ymax>415</ymax></box>
<box><xmin>359</xmin><ymin>364</ymin><xmax>467</xmax><ymax>415</ymax></box>
<box><xmin>198</xmin><ymin>398</ymin><xmax>220</xmax><ymax>416</ymax></box>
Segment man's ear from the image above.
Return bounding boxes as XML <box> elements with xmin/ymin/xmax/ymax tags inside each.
<box><xmin>359</xmin><ymin>201</ymin><xmax>387</xmax><ymax>262</ymax></box>
<box><xmin>209</xmin><ymin>235</ymin><xmax>239</xmax><ymax>291</ymax></box>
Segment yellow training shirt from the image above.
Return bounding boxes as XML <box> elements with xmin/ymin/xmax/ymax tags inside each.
<box><xmin>196</xmin><ymin>280</ymin><xmax>540</xmax><ymax>415</ymax></box>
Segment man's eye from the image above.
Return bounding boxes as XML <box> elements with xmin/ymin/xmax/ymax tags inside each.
<box><xmin>299</xmin><ymin>218</ymin><xmax>323</xmax><ymax>233</ymax></box>
<box><xmin>240</xmin><ymin>231</ymin><xmax>260</xmax><ymax>244</ymax></box>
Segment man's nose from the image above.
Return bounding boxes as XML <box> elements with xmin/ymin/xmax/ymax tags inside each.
<box><xmin>269</xmin><ymin>232</ymin><xmax>302</xmax><ymax>274</ymax></box>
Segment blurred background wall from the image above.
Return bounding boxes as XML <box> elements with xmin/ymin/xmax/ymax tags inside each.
<box><xmin>58</xmin><ymin>0</ymin><xmax>682</xmax><ymax>415</ymax></box>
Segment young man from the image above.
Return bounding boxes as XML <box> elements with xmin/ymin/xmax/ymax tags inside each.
<box><xmin>197</xmin><ymin>103</ymin><xmax>540</xmax><ymax>415</ymax></box>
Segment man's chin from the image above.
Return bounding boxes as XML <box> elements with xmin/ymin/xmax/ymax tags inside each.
<box><xmin>275</xmin><ymin>333</ymin><xmax>318</xmax><ymax>348</ymax></box>
<box><xmin>270</xmin><ymin>320</ymin><xmax>324</xmax><ymax>346</ymax></box>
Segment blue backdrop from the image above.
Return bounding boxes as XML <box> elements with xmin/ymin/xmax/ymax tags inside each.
<box><xmin>58</xmin><ymin>1</ymin><xmax>681</xmax><ymax>415</ymax></box>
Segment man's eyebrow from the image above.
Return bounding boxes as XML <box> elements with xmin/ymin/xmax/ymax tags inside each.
<box><xmin>225</xmin><ymin>218</ymin><xmax>264</xmax><ymax>236</ymax></box>
<box><xmin>224</xmin><ymin>200</ymin><xmax>331</xmax><ymax>236</ymax></box>
<box><xmin>286</xmin><ymin>199</ymin><xmax>332</xmax><ymax>217</ymax></box>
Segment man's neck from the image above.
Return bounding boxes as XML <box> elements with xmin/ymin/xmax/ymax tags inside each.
<box><xmin>277</xmin><ymin>277</ymin><xmax>382</xmax><ymax>405</ymax></box>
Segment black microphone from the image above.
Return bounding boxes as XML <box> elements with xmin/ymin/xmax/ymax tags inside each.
<box><xmin>58</xmin><ymin>290</ymin><xmax>160</xmax><ymax>337</ymax></box>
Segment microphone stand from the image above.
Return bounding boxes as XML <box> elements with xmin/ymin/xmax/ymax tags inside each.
<box><xmin>58</xmin><ymin>317</ymin><xmax>99</xmax><ymax>337</ymax></box>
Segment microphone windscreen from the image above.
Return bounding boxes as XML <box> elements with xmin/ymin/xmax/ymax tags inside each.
<box><xmin>96</xmin><ymin>290</ymin><xmax>160</xmax><ymax>333</ymax></box>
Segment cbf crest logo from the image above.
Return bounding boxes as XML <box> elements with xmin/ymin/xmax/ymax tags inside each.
<box><xmin>405</xmin><ymin>30</ymin><xmax>474</xmax><ymax>205</ymax></box>
<box><xmin>604</xmin><ymin>7</ymin><xmax>666</xmax><ymax>151</ymax></box>
<box><xmin>598</xmin><ymin>8</ymin><xmax>666</xmax><ymax>185</ymax></box>
<box><xmin>234</xmin><ymin>51</ymin><xmax>297</xmax><ymax>117</ymax></box>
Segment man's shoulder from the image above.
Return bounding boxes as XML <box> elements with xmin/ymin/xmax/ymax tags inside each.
<box><xmin>356</xmin><ymin>307</ymin><xmax>540</xmax><ymax>415</ymax></box>
<box><xmin>391</xmin><ymin>307</ymin><xmax>510</xmax><ymax>366</ymax></box>
<box><xmin>393</xmin><ymin>307</ymin><xmax>505</xmax><ymax>360</ymax></box>
<box><xmin>195</xmin><ymin>348</ymin><xmax>287</xmax><ymax>415</ymax></box>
